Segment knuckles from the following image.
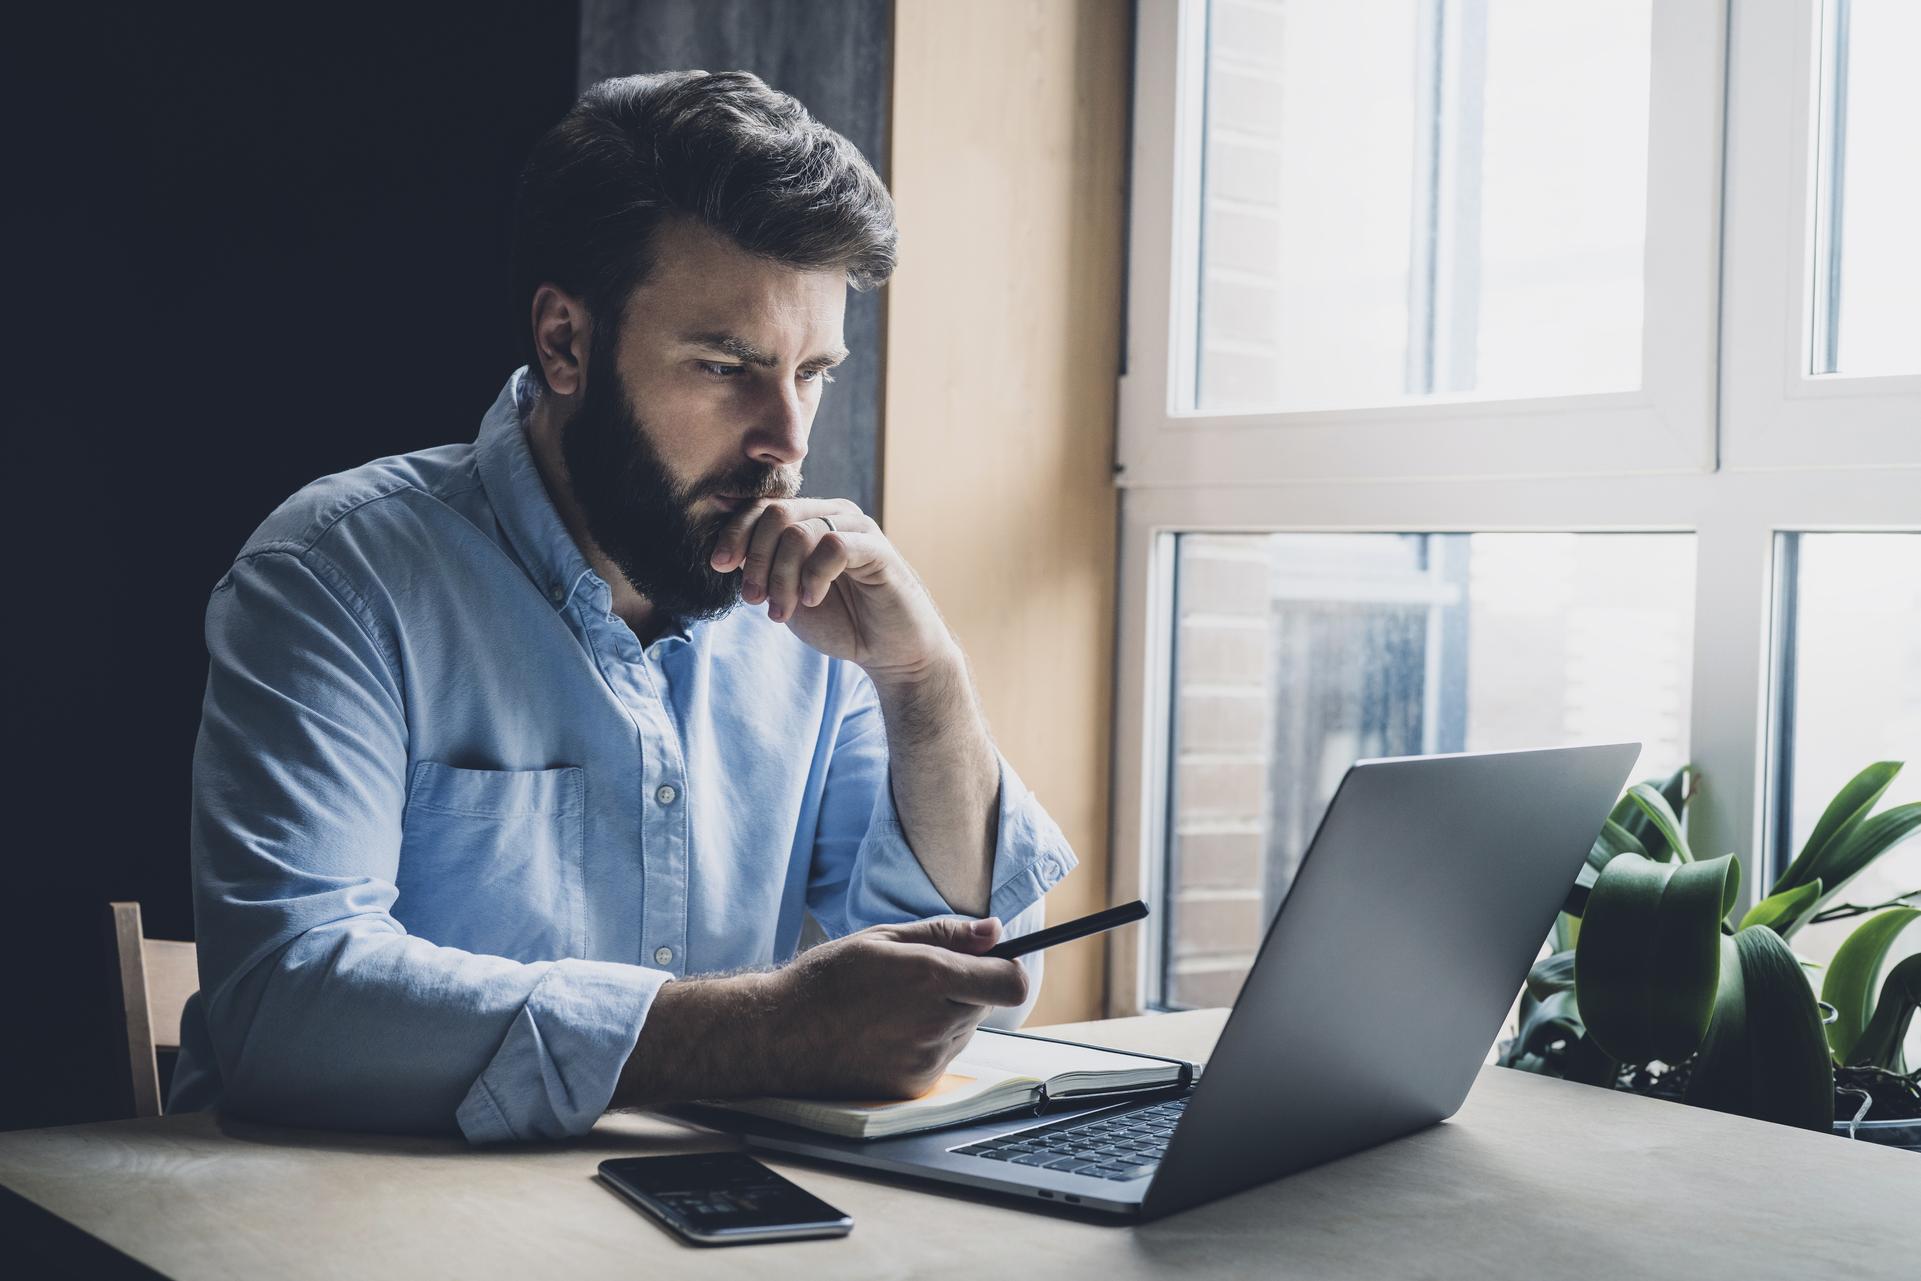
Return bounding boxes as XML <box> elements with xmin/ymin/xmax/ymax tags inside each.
<box><xmin>907</xmin><ymin>949</ymin><xmax>959</xmax><ymax>998</ymax></box>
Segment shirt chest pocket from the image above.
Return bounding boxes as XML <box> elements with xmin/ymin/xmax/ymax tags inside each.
<box><xmin>395</xmin><ymin>762</ymin><xmax>586</xmax><ymax>961</ymax></box>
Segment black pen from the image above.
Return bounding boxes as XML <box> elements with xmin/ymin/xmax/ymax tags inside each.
<box><xmin>983</xmin><ymin>899</ymin><xmax>1149</xmax><ymax>961</ymax></box>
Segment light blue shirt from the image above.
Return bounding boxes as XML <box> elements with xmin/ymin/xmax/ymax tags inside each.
<box><xmin>170</xmin><ymin>369</ymin><xmax>1077</xmax><ymax>1142</ymax></box>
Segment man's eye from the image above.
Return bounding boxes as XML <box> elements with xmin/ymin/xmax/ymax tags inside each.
<box><xmin>699</xmin><ymin>362</ymin><xmax>745</xmax><ymax>378</ymax></box>
<box><xmin>799</xmin><ymin>367</ymin><xmax>837</xmax><ymax>385</ymax></box>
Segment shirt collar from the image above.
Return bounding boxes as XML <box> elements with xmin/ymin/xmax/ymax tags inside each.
<box><xmin>475</xmin><ymin>368</ymin><xmax>597</xmax><ymax>612</ymax></box>
<box><xmin>474</xmin><ymin>368</ymin><xmax>693</xmax><ymax>644</ymax></box>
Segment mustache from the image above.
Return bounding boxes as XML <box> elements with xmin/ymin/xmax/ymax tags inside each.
<box><xmin>695</xmin><ymin>464</ymin><xmax>803</xmax><ymax>504</ymax></box>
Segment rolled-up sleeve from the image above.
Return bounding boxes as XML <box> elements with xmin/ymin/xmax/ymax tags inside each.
<box><xmin>188</xmin><ymin>547</ymin><xmax>664</xmax><ymax>1143</ymax></box>
<box><xmin>805</xmin><ymin>665</ymin><xmax>1078</xmax><ymax>1022</ymax></box>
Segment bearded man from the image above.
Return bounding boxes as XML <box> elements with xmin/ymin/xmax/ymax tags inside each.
<box><xmin>170</xmin><ymin>71</ymin><xmax>1077</xmax><ymax>1141</ymax></box>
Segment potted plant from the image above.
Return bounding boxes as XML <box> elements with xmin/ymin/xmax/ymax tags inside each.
<box><xmin>1499</xmin><ymin>761</ymin><xmax>1920</xmax><ymax>1150</ymax></box>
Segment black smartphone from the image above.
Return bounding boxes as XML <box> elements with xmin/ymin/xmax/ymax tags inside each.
<box><xmin>597</xmin><ymin>1153</ymin><xmax>852</xmax><ymax>1246</ymax></box>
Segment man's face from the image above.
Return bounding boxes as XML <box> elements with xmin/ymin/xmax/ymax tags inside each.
<box><xmin>561</xmin><ymin>217</ymin><xmax>849</xmax><ymax>621</ymax></box>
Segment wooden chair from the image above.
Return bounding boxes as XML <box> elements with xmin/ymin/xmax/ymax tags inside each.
<box><xmin>109</xmin><ymin>902</ymin><xmax>200</xmax><ymax>1118</ymax></box>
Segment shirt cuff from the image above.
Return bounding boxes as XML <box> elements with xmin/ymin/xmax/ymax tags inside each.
<box><xmin>846</xmin><ymin>753</ymin><xmax>1079</xmax><ymax>929</ymax></box>
<box><xmin>456</xmin><ymin>958</ymin><xmax>672</xmax><ymax>1144</ymax></box>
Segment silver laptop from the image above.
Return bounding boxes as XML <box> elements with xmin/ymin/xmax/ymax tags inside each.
<box><xmin>702</xmin><ymin>744</ymin><xmax>1639</xmax><ymax>1220</ymax></box>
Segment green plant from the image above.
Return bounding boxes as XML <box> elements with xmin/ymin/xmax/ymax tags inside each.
<box><xmin>1499</xmin><ymin>761</ymin><xmax>1921</xmax><ymax>1134</ymax></box>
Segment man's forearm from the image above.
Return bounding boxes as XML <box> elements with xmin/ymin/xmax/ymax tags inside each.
<box><xmin>609</xmin><ymin>973</ymin><xmax>779</xmax><ymax>1108</ymax></box>
<box><xmin>870</xmin><ymin>647</ymin><xmax>1000</xmax><ymax>917</ymax></box>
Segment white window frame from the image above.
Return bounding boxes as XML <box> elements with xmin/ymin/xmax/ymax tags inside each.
<box><xmin>1117</xmin><ymin>0</ymin><xmax>1726</xmax><ymax>487</ymax></box>
<box><xmin>1719</xmin><ymin>0</ymin><xmax>1921</xmax><ymax>467</ymax></box>
<box><xmin>1108</xmin><ymin>0</ymin><xmax>1921</xmax><ymax>1016</ymax></box>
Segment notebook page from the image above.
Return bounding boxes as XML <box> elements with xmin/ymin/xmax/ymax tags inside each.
<box><xmin>712</xmin><ymin>1062</ymin><xmax>1042</xmax><ymax>1137</ymax></box>
<box><xmin>955</xmin><ymin>1029</ymin><xmax>1182</xmax><ymax>1081</ymax></box>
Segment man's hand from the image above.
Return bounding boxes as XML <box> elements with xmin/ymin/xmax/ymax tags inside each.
<box><xmin>613</xmin><ymin>916</ymin><xmax>1028</xmax><ymax>1108</ymax></box>
<box><xmin>767</xmin><ymin>915</ymin><xmax>1029</xmax><ymax>1098</ymax></box>
<box><xmin>710</xmin><ymin>498</ymin><xmax>955</xmax><ymax>685</ymax></box>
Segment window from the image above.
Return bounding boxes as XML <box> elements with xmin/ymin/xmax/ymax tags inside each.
<box><xmin>1769</xmin><ymin>533</ymin><xmax>1921</xmax><ymax>974</ymax></box>
<box><xmin>1808</xmin><ymin>1</ymin><xmax>1921</xmax><ymax>377</ymax></box>
<box><xmin>1109</xmin><ymin>0</ymin><xmax>1921</xmax><ymax>1016</ymax></box>
<box><xmin>1194</xmin><ymin>0</ymin><xmax>1652</xmax><ymax>412</ymax></box>
<box><xmin>1162</xmin><ymin>533</ymin><xmax>1694</xmax><ymax>1007</ymax></box>
<box><xmin>1719</xmin><ymin>0</ymin><xmax>1921</xmax><ymax>468</ymax></box>
<box><xmin>1119</xmin><ymin>0</ymin><xmax>1722</xmax><ymax>488</ymax></box>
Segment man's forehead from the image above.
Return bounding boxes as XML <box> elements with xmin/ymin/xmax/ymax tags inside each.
<box><xmin>642</xmin><ymin>217</ymin><xmax>847</xmax><ymax>300</ymax></box>
<box><xmin>626</xmin><ymin>219</ymin><xmax>849</xmax><ymax>356</ymax></box>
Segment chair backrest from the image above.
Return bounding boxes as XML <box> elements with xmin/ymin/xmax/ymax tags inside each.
<box><xmin>109</xmin><ymin>901</ymin><xmax>200</xmax><ymax>1119</ymax></box>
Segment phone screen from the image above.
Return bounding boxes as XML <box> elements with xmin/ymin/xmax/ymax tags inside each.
<box><xmin>598</xmin><ymin>1153</ymin><xmax>852</xmax><ymax>1244</ymax></box>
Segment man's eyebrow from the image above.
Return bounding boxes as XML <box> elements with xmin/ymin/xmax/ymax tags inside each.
<box><xmin>685</xmin><ymin>332</ymin><xmax>777</xmax><ymax>367</ymax></box>
<box><xmin>684</xmin><ymin>331</ymin><xmax>849</xmax><ymax>368</ymax></box>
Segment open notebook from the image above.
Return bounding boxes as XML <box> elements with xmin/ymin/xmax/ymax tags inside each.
<box><xmin>705</xmin><ymin>1028</ymin><xmax>1193</xmax><ymax>1140</ymax></box>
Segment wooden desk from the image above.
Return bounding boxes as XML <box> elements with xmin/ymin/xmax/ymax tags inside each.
<box><xmin>2</xmin><ymin>1010</ymin><xmax>1915</xmax><ymax>1279</ymax></box>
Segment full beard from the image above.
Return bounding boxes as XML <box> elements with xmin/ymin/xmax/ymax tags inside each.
<box><xmin>560</xmin><ymin>354</ymin><xmax>797</xmax><ymax>623</ymax></box>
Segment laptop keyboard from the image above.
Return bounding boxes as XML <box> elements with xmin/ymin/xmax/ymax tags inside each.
<box><xmin>951</xmin><ymin>1096</ymin><xmax>1187</xmax><ymax>1181</ymax></box>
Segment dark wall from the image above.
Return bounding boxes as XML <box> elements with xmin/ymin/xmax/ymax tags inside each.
<box><xmin>4</xmin><ymin>0</ymin><xmax>895</xmax><ymax>1134</ymax></box>
<box><xmin>4</xmin><ymin>1</ymin><xmax>582</xmax><ymax>1131</ymax></box>
<box><xmin>579</xmin><ymin>0</ymin><xmax>893</xmax><ymax>518</ymax></box>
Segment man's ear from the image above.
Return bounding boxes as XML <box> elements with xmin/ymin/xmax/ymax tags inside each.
<box><xmin>530</xmin><ymin>284</ymin><xmax>591</xmax><ymax>397</ymax></box>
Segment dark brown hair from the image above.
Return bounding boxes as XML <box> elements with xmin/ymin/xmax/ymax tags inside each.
<box><xmin>511</xmin><ymin>70</ymin><xmax>898</xmax><ymax>391</ymax></box>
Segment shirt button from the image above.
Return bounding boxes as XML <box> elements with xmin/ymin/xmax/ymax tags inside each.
<box><xmin>655</xmin><ymin>784</ymin><xmax>678</xmax><ymax>805</ymax></box>
<box><xmin>549</xmin><ymin>587</ymin><xmax>565</xmax><ymax>605</ymax></box>
<box><xmin>654</xmin><ymin>946</ymin><xmax>674</xmax><ymax>965</ymax></box>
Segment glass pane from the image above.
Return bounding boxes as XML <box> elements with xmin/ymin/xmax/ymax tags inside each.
<box><xmin>1161</xmin><ymin>532</ymin><xmax>1694</xmax><ymax>1009</ymax></box>
<box><xmin>1772</xmin><ymin>535</ymin><xmax>1921</xmax><ymax>1031</ymax></box>
<box><xmin>1809</xmin><ymin>0</ymin><xmax>1921</xmax><ymax>376</ymax></box>
<box><xmin>1193</xmin><ymin>0</ymin><xmax>1650</xmax><ymax>413</ymax></box>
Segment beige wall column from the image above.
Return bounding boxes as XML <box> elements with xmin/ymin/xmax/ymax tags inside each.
<box><xmin>883</xmin><ymin>0</ymin><xmax>1130</xmax><ymax>1022</ymax></box>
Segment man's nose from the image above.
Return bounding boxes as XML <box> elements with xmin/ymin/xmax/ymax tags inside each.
<box><xmin>745</xmin><ymin>381</ymin><xmax>809</xmax><ymax>469</ymax></box>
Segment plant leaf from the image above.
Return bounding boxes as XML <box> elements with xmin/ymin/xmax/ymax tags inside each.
<box><xmin>1685</xmin><ymin>927</ymin><xmax>1835</xmax><ymax>1131</ymax></box>
<box><xmin>1800</xmin><ymin>802</ymin><xmax>1921</xmax><ymax>918</ymax></box>
<box><xmin>1500</xmin><ymin>988</ymin><xmax>1583</xmax><ymax>1071</ymax></box>
<box><xmin>1574</xmin><ymin>852</ymin><xmax>1740</xmax><ymax>1063</ymax></box>
<box><xmin>1562</xmin><ymin>1032</ymin><xmax>1619</xmax><ymax>1087</ymax></box>
<box><xmin>1849</xmin><ymin>954</ymin><xmax>1921</xmax><ymax>1073</ymax></box>
<box><xmin>1563</xmin><ymin>863</ymin><xmax>1597</xmax><ymax>919</ymax></box>
<box><xmin>1772</xmin><ymin>761</ymin><xmax>1901</xmax><ymax>896</ymax></box>
<box><xmin>1590</xmin><ymin>818</ymin><xmax>1649</xmax><ymax>872</ymax></box>
<box><xmin>1625</xmin><ymin>783</ymin><xmax>1693</xmax><ymax>863</ymax></box>
<box><xmin>1553</xmin><ymin>910</ymin><xmax>1580</xmax><ymax>953</ymax></box>
<box><xmin>1527</xmin><ymin>950</ymin><xmax>1577</xmax><ymax>1001</ymax></box>
<box><xmin>1737</xmin><ymin>878</ymin><xmax>1825</xmax><ymax>937</ymax></box>
<box><xmin>1612</xmin><ymin>766</ymin><xmax>1690</xmax><ymax>861</ymax></box>
<box><xmin>1658</xmin><ymin>765</ymin><xmax>1690</xmax><ymax>817</ymax></box>
<box><xmin>1566</xmin><ymin>819</ymin><xmax>1652</xmax><ymax>919</ymax></box>
<box><xmin>1820</xmin><ymin>905</ymin><xmax>1920</xmax><ymax>1062</ymax></box>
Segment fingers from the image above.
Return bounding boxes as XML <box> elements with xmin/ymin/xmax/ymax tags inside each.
<box><xmin>710</xmin><ymin>498</ymin><xmax>868</xmax><ymax>577</ymax></box>
<box><xmin>777</xmin><ymin>529</ymin><xmax>892</xmax><ymax>621</ymax></box>
<box><xmin>795</xmin><ymin>532</ymin><xmax>852</xmax><ymax>612</ymax></box>
<box><xmin>865</xmin><ymin>918</ymin><xmax>1027</xmax><ymax>1008</ymax></box>
<box><xmin>709</xmin><ymin>499</ymin><xmax>790</xmax><ymax>575</ymax></box>
<box><xmin>937</xmin><ymin>952</ymin><xmax>1030</xmax><ymax>1009</ymax></box>
<box><xmin>737</xmin><ymin>503</ymin><xmax>799</xmax><ymax>605</ymax></box>
<box><xmin>763</xmin><ymin>522</ymin><xmax>825</xmax><ymax>622</ymax></box>
<box><xmin>758</xmin><ymin>522</ymin><xmax>855</xmax><ymax>622</ymax></box>
<box><xmin>731</xmin><ymin>505</ymin><xmax>883</xmax><ymax>623</ymax></box>
<box><xmin>876</xmin><ymin>915</ymin><xmax>1001</xmax><ymax>952</ymax></box>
